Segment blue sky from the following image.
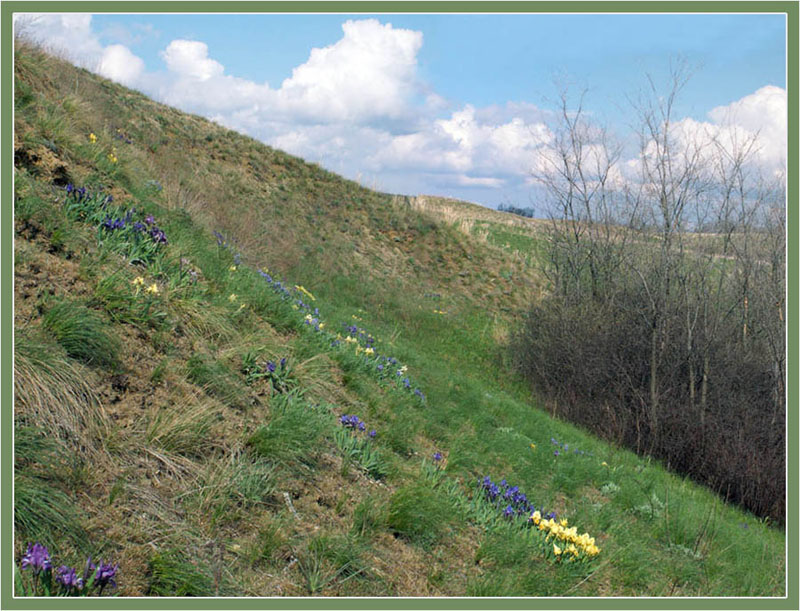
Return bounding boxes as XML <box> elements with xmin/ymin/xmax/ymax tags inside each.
<box><xmin>18</xmin><ymin>12</ymin><xmax>787</xmax><ymax>209</ymax></box>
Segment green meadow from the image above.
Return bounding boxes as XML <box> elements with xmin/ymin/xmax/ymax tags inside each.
<box><xmin>12</xmin><ymin>41</ymin><xmax>785</xmax><ymax>598</ymax></box>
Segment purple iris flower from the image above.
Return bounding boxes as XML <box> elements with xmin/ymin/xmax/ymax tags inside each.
<box><xmin>266</xmin><ymin>361</ymin><xmax>276</xmax><ymax>373</ymax></box>
<box><xmin>280</xmin><ymin>358</ymin><xmax>287</xmax><ymax>369</ymax></box>
<box><xmin>358</xmin><ymin>421</ymin><xmax>366</xmax><ymax>432</ymax></box>
<box><xmin>55</xmin><ymin>565</ymin><xmax>83</xmax><ymax>591</ymax></box>
<box><xmin>433</xmin><ymin>452</ymin><xmax>443</xmax><ymax>462</ymax></box>
<box><xmin>20</xmin><ymin>543</ymin><xmax>51</xmax><ymax>574</ymax></box>
<box><xmin>144</xmin><ymin>215</ymin><xmax>155</xmax><ymax>225</ymax></box>
<box><xmin>369</xmin><ymin>430</ymin><xmax>376</xmax><ymax>438</ymax></box>
<box><xmin>503</xmin><ymin>505</ymin><xmax>514</xmax><ymax>518</ymax></box>
<box><xmin>94</xmin><ymin>561</ymin><xmax>118</xmax><ymax>592</ymax></box>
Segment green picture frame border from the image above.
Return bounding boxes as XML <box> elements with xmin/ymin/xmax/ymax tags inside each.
<box><xmin>2</xmin><ymin>2</ymin><xmax>796</xmax><ymax>609</ymax></box>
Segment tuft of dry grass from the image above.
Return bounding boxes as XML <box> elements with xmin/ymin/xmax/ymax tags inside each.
<box><xmin>14</xmin><ymin>331</ymin><xmax>109</xmax><ymax>453</ymax></box>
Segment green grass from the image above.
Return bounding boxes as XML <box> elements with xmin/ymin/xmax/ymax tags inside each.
<box><xmin>40</xmin><ymin>299</ymin><xmax>121</xmax><ymax>370</ymax></box>
<box><xmin>247</xmin><ymin>392</ymin><xmax>329</xmax><ymax>470</ymax></box>
<box><xmin>386</xmin><ymin>482</ymin><xmax>460</xmax><ymax>549</ymax></box>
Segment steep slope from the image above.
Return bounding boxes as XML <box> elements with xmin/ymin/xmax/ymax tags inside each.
<box><xmin>12</xmin><ymin>42</ymin><xmax>785</xmax><ymax>599</ymax></box>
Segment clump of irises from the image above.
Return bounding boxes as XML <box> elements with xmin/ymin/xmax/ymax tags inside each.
<box><xmin>479</xmin><ymin>476</ymin><xmax>556</xmax><ymax>524</ymax></box>
<box><xmin>550</xmin><ymin>437</ymin><xmax>593</xmax><ymax>458</ymax></box>
<box><xmin>335</xmin><ymin>415</ymin><xmax>384</xmax><ymax>479</ymax></box>
<box><xmin>16</xmin><ymin>542</ymin><xmax>119</xmax><ymax>597</ymax></box>
<box><xmin>63</xmin><ymin>184</ymin><xmax>114</xmax><ymax>224</ymax></box>
<box><xmin>241</xmin><ymin>353</ymin><xmax>294</xmax><ymax>393</ymax></box>
<box><xmin>63</xmin><ymin>184</ymin><xmax>168</xmax><ymax>266</ymax></box>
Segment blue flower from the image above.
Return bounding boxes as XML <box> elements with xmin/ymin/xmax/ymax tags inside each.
<box><xmin>20</xmin><ymin>543</ymin><xmax>51</xmax><ymax>574</ymax></box>
<box><xmin>94</xmin><ymin>560</ymin><xmax>118</xmax><ymax>592</ymax></box>
<box><xmin>55</xmin><ymin>565</ymin><xmax>83</xmax><ymax>591</ymax></box>
<box><xmin>266</xmin><ymin>361</ymin><xmax>276</xmax><ymax>373</ymax></box>
<box><xmin>369</xmin><ymin>430</ymin><xmax>377</xmax><ymax>438</ymax></box>
<box><xmin>433</xmin><ymin>452</ymin><xmax>443</xmax><ymax>462</ymax></box>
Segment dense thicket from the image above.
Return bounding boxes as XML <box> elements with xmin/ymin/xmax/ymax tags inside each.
<box><xmin>511</xmin><ymin>73</ymin><xmax>786</xmax><ymax>522</ymax></box>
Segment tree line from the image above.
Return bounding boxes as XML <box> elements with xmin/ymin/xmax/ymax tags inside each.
<box><xmin>511</xmin><ymin>67</ymin><xmax>786</xmax><ymax>522</ymax></box>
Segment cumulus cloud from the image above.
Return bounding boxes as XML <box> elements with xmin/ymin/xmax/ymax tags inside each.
<box><xmin>706</xmin><ymin>85</ymin><xmax>787</xmax><ymax>170</ymax></box>
<box><xmin>98</xmin><ymin>44</ymin><xmax>144</xmax><ymax>86</ymax></box>
<box><xmin>161</xmin><ymin>40</ymin><xmax>224</xmax><ymax>80</ymax></box>
<box><xmin>277</xmin><ymin>19</ymin><xmax>423</xmax><ymax>123</ymax></box>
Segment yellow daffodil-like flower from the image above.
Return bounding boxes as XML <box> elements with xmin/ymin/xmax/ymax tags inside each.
<box><xmin>145</xmin><ymin>283</ymin><xmax>159</xmax><ymax>295</ymax></box>
<box><xmin>399</xmin><ymin>365</ymin><xmax>408</xmax><ymax>375</ymax></box>
<box><xmin>344</xmin><ymin>336</ymin><xmax>357</xmax><ymax>344</ymax></box>
<box><xmin>131</xmin><ymin>276</ymin><xmax>145</xmax><ymax>286</ymax></box>
<box><xmin>305</xmin><ymin>314</ymin><xmax>313</xmax><ymax>323</ymax></box>
<box><xmin>228</xmin><ymin>294</ymin><xmax>237</xmax><ymax>302</ymax></box>
<box><xmin>560</xmin><ymin>518</ymin><xmax>569</xmax><ymax>527</ymax></box>
<box><xmin>319</xmin><ymin>322</ymin><xmax>325</xmax><ymax>330</ymax></box>
<box><xmin>530</xmin><ymin>510</ymin><xmax>541</xmax><ymax>525</ymax></box>
<box><xmin>567</xmin><ymin>544</ymin><xmax>579</xmax><ymax>557</ymax></box>
<box><xmin>355</xmin><ymin>345</ymin><xmax>363</xmax><ymax>354</ymax></box>
<box><xmin>89</xmin><ymin>132</ymin><xmax>97</xmax><ymax>143</ymax></box>
<box><xmin>601</xmin><ymin>461</ymin><xmax>609</xmax><ymax>467</ymax></box>
<box><xmin>365</xmin><ymin>347</ymin><xmax>375</xmax><ymax>356</ymax></box>
<box><xmin>229</xmin><ymin>265</ymin><xmax>237</xmax><ymax>272</ymax></box>
<box><xmin>530</xmin><ymin>443</ymin><xmax>537</xmax><ymax>451</ymax></box>
<box><xmin>292</xmin><ymin>304</ymin><xmax>299</xmax><ymax>310</ymax></box>
<box><xmin>553</xmin><ymin>543</ymin><xmax>562</xmax><ymax>556</ymax></box>
<box><xmin>238</xmin><ymin>303</ymin><xmax>246</xmax><ymax>311</ymax></box>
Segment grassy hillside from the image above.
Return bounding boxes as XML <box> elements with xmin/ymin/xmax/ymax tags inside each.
<box><xmin>12</xmin><ymin>41</ymin><xmax>785</xmax><ymax>598</ymax></box>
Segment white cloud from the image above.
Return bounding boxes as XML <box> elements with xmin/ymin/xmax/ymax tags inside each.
<box><xmin>98</xmin><ymin>44</ymin><xmax>144</xmax><ymax>86</ymax></box>
<box><xmin>15</xmin><ymin>13</ymin><xmax>103</xmax><ymax>65</ymax></box>
<box><xmin>706</xmin><ymin>85</ymin><xmax>787</xmax><ymax>170</ymax></box>
<box><xmin>277</xmin><ymin>19</ymin><xmax>423</xmax><ymax>123</ymax></box>
<box><xmin>161</xmin><ymin>40</ymin><xmax>224</xmax><ymax>80</ymax></box>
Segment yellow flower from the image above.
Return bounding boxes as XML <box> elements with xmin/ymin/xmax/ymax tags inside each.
<box><xmin>567</xmin><ymin>544</ymin><xmax>578</xmax><ymax>556</ymax></box>
<box><xmin>238</xmin><ymin>303</ymin><xmax>246</xmax><ymax>311</ymax></box>
<box><xmin>553</xmin><ymin>543</ymin><xmax>562</xmax><ymax>556</ymax></box>
<box><xmin>131</xmin><ymin>276</ymin><xmax>145</xmax><ymax>286</ymax></box>
<box><xmin>305</xmin><ymin>314</ymin><xmax>313</xmax><ymax>322</ymax></box>
<box><xmin>365</xmin><ymin>347</ymin><xmax>375</xmax><ymax>356</ymax></box>
<box><xmin>229</xmin><ymin>265</ymin><xmax>237</xmax><ymax>272</ymax></box>
<box><xmin>345</xmin><ymin>336</ymin><xmax>357</xmax><ymax>344</ymax></box>
<box><xmin>145</xmin><ymin>283</ymin><xmax>159</xmax><ymax>295</ymax></box>
<box><xmin>355</xmin><ymin>345</ymin><xmax>363</xmax><ymax>354</ymax></box>
<box><xmin>530</xmin><ymin>443</ymin><xmax>537</xmax><ymax>451</ymax></box>
<box><xmin>228</xmin><ymin>294</ymin><xmax>237</xmax><ymax>302</ymax></box>
<box><xmin>560</xmin><ymin>518</ymin><xmax>569</xmax><ymax>527</ymax></box>
<box><xmin>530</xmin><ymin>510</ymin><xmax>541</xmax><ymax>524</ymax></box>
<box><xmin>88</xmin><ymin>132</ymin><xmax>97</xmax><ymax>143</ymax></box>
<box><xmin>601</xmin><ymin>461</ymin><xmax>609</xmax><ymax>467</ymax></box>
<box><xmin>319</xmin><ymin>323</ymin><xmax>325</xmax><ymax>330</ymax></box>
<box><xmin>295</xmin><ymin>285</ymin><xmax>315</xmax><ymax>301</ymax></box>
<box><xmin>292</xmin><ymin>304</ymin><xmax>299</xmax><ymax>310</ymax></box>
